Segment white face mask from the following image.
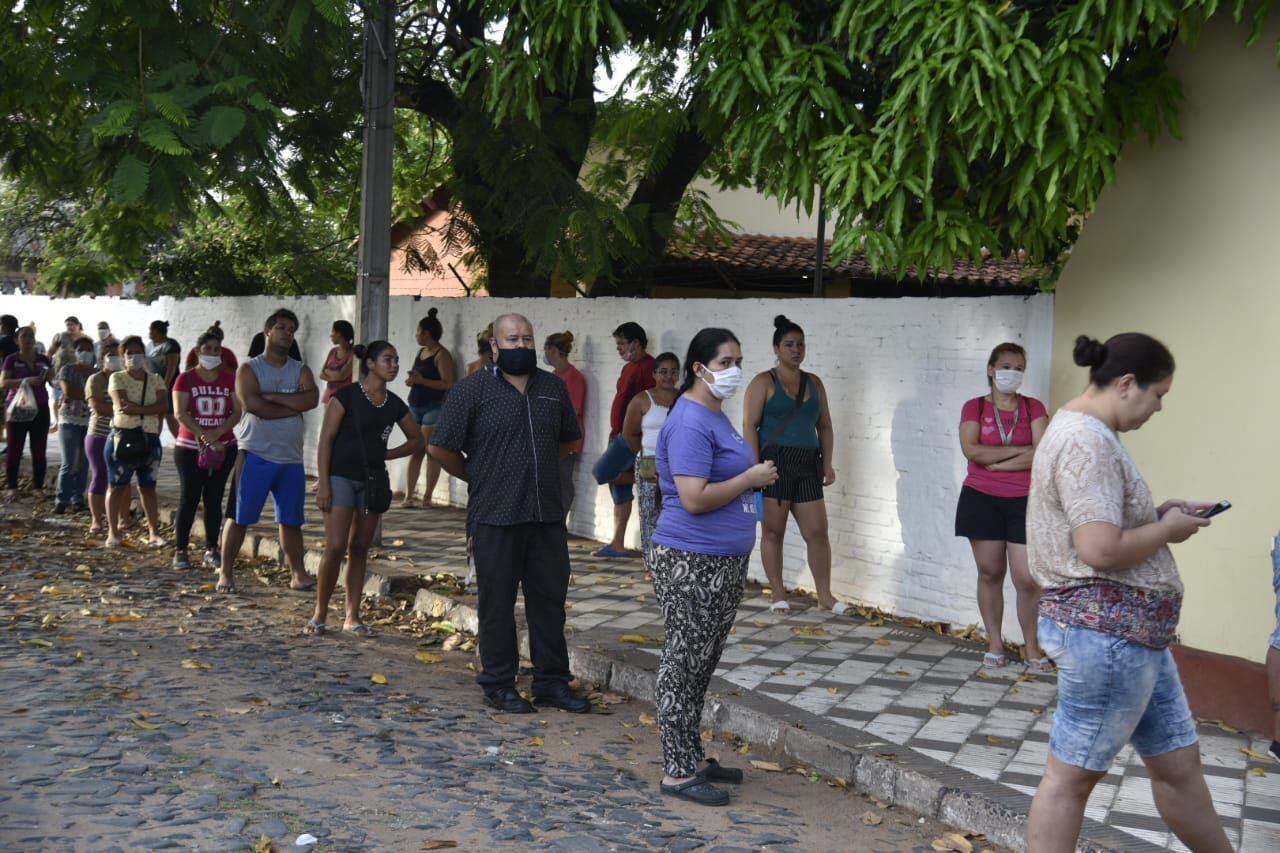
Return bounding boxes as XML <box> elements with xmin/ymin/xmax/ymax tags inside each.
<box><xmin>97</xmin><ymin>328</ymin><xmax>110</xmax><ymax>340</ymax></box>
<box><xmin>198</xmin><ymin>354</ymin><xmax>222</xmax><ymax>370</ymax></box>
<box><xmin>76</xmin><ymin>351</ymin><xmax>95</xmax><ymax>366</ymax></box>
<box><xmin>128</xmin><ymin>353</ymin><xmax>147</xmax><ymax>371</ymax></box>
<box><xmin>106</xmin><ymin>356</ymin><xmax>122</xmax><ymax>372</ymax></box>
<box><xmin>993</xmin><ymin>369</ymin><xmax>1024</xmax><ymax>394</ymax></box>
<box><xmin>699</xmin><ymin>364</ymin><xmax>743</xmax><ymax>400</ymax></box>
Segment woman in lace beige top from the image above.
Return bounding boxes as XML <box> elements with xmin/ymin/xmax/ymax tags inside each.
<box><xmin>1026</xmin><ymin>333</ymin><xmax>1229</xmax><ymax>852</ymax></box>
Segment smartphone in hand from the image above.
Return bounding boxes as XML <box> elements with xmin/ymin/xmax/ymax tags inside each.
<box><xmin>1196</xmin><ymin>500</ymin><xmax>1232</xmax><ymax>519</ymax></box>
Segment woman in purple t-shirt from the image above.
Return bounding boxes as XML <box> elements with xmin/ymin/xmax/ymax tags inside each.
<box><xmin>651</xmin><ymin>328</ymin><xmax>778</xmax><ymax>807</ymax></box>
<box><xmin>956</xmin><ymin>342</ymin><xmax>1050</xmax><ymax>669</ymax></box>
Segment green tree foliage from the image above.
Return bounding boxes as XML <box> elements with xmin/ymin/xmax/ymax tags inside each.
<box><xmin>3</xmin><ymin>1</ymin><xmax>1275</xmax><ymax>297</ymax></box>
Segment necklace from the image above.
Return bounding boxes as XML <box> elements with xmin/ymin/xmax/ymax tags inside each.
<box><xmin>359</xmin><ymin>381</ymin><xmax>387</xmax><ymax>408</ymax></box>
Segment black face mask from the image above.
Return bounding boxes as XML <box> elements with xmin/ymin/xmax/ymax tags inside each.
<box><xmin>496</xmin><ymin>346</ymin><xmax>536</xmax><ymax>376</ymax></box>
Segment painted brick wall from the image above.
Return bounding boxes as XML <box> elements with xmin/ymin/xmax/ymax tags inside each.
<box><xmin>4</xmin><ymin>292</ymin><xmax>1053</xmax><ymax>640</ymax></box>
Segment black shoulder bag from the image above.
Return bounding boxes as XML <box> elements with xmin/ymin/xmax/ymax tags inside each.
<box><xmin>352</xmin><ymin>393</ymin><xmax>393</xmax><ymax>515</ymax></box>
<box><xmin>113</xmin><ymin>373</ymin><xmax>152</xmax><ymax>466</ymax></box>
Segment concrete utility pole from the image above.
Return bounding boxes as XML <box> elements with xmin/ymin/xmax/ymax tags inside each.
<box><xmin>356</xmin><ymin>0</ymin><xmax>396</xmax><ymax>344</ymax></box>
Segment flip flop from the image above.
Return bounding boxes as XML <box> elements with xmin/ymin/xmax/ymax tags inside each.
<box><xmin>215</xmin><ymin>580</ymin><xmax>237</xmax><ymax>594</ymax></box>
<box><xmin>697</xmin><ymin>758</ymin><xmax>743</xmax><ymax>784</ymax></box>
<box><xmin>982</xmin><ymin>652</ymin><xmax>1008</xmax><ymax>667</ymax></box>
<box><xmin>817</xmin><ymin>601</ymin><xmax>851</xmax><ymax>615</ymax></box>
<box><xmin>344</xmin><ymin>624</ymin><xmax>375</xmax><ymax>638</ymax></box>
<box><xmin>660</xmin><ymin>776</ymin><xmax>729</xmax><ymax>806</ymax></box>
<box><xmin>1026</xmin><ymin>656</ymin><xmax>1055</xmax><ymax>673</ymax></box>
<box><xmin>593</xmin><ymin>545</ymin><xmax>635</xmax><ymax>559</ymax></box>
<box><xmin>769</xmin><ymin>600</ymin><xmax>791</xmax><ymax>613</ymax></box>
<box><xmin>303</xmin><ymin>619</ymin><xmax>327</xmax><ymax>636</ymax></box>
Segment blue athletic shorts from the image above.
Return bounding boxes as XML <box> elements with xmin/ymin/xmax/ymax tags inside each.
<box><xmin>226</xmin><ymin>450</ymin><xmax>305</xmax><ymax>528</ymax></box>
<box><xmin>1038</xmin><ymin>617</ymin><xmax>1198</xmax><ymax>772</ymax></box>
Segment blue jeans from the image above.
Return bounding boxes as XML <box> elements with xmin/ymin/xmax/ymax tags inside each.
<box><xmin>1038</xmin><ymin>617</ymin><xmax>1198</xmax><ymax>772</ymax></box>
<box><xmin>56</xmin><ymin>422</ymin><xmax>88</xmax><ymax>505</ymax></box>
<box><xmin>592</xmin><ymin>434</ymin><xmax>636</xmax><ymax>486</ymax></box>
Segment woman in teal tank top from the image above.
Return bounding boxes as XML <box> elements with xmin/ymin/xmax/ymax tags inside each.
<box><xmin>743</xmin><ymin>315</ymin><xmax>848</xmax><ymax>615</ymax></box>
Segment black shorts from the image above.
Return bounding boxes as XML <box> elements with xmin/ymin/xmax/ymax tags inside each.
<box><xmin>954</xmin><ymin>486</ymin><xmax>1027</xmax><ymax>544</ymax></box>
<box><xmin>762</xmin><ymin>445</ymin><xmax>823</xmax><ymax>504</ymax></box>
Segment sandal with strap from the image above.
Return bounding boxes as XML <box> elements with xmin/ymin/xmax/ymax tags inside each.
<box><xmin>697</xmin><ymin>758</ymin><xmax>743</xmax><ymax>784</ymax></box>
<box><xmin>344</xmin><ymin>624</ymin><xmax>375</xmax><ymax>638</ymax></box>
<box><xmin>660</xmin><ymin>776</ymin><xmax>729</xmax><ymax>806</ymax></box>
<box><xmin>1026</xmin><ymin>656</ymin><xmax>1055</xmax><ymax>673</ymax></box>
<box><xmin>770</xmin><ymin>600</ymin><xmax>791</xmax><ymax>613</ymax></box>
<box><xmin>982</xmin><ymin>652</ymin><xmax>1008</xmax><ymax>667</ymax></box>
<box><xmin>215</xmin><ymin>580</ymin><xmax>237</xmax><ymax>594</ymax></box>
<box><xmin>303</xmin><ymin>619</ymin><xmax>327</xmax><ymax>636</ymax></box>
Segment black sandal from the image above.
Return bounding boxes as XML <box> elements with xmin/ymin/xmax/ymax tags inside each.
<box><xmin>659</xmin><ymin>776</ymin><xmax>729</xmax><ymax>806</ymax></box>
<box><xmin>697</xmin><ymin>758</ymin><xmax>743</xmax><ymax>784</ymax></box>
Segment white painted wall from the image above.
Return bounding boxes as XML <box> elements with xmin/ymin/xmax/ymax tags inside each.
<box><xmin>2</xmin><ymin>292</ymin><xmax>1054</xmax><ymax>640</ymax></box>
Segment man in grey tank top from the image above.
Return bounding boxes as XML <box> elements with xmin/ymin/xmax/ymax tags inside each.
<box><xmin>217</xmin><ymin>308</ymin><xmax>318</xmax><ymax>593</ymax></box>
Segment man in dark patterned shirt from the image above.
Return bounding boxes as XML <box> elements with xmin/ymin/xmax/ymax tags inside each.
<box><xmin>429</xmin><ymin>313</ymin><xmax>587</xmax><ymax>714</ymax></box>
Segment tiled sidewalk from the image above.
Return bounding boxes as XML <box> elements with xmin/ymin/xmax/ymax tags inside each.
<box><xmin>34</xmin><ymin>448</ymin><xmax>1280</xmax><ymax>850</ymax></box>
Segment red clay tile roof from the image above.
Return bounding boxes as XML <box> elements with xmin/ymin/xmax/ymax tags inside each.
<box><xmin>663</xmin><ymin>233</ymin><xmax>1039</xmax><ymax>286</ymax></box>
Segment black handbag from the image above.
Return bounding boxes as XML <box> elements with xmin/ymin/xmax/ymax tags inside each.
<box><xmin>352</xmin><ymin>396</ymin><xmax>393</xmax><ymax>515</ymax></box>
<box><xmin>113</xmin><ymin>374</ymin><xmax>152</xmax><ymax>466</ymax></box>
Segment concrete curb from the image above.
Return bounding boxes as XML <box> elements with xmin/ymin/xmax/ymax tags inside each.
<box><xmin>407</xmin><ymin>587</ymin><xmax>1160</xmax><ymax>853</ymax></box>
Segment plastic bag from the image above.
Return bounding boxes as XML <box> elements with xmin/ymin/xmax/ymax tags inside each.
<box><xmin>5</xmin><ymin>381</ymin><xmax>38</xmax><ymax>423</ymax></box>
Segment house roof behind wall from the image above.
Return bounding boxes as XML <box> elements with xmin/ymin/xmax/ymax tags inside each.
<box><xmin>658</xmin><ymin>233</ymin><xmax>1042</xmax><ymax>292</ymax></box>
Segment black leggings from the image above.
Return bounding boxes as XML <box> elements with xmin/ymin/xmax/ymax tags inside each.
<box><xmin>5</xmin><ymin>407</ymin><xmax>50</xmax><ymax>489</ymax></box>
<box><xmin>173</xmin><ymin>446</ymin><xmax>235</xmax><ymax>553</ymax></box>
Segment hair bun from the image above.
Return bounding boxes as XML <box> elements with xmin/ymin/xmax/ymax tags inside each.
<box><xmin>1072</xmin><ymin>335</ymin><xmax>1108</xmax><ymax>369</ymax></box>
<box><xmin>427</xmin><ymin>307</ymin><xmax>438</xmax><ymax>318</ymax></box>
<box><xmin>562</xmin><ymin>330</ymin><xmax>574</xmax><ymax>343</ymax></box>
<box><xmin>353</xmin><ymin>344</ymin><xmax>367</xmax><ymax>360</ymax></box>
<box><xmin>212</xmin><ymin>320</ymin><xmax>221</xmax><ymax>329</ymax></box>
<box><xmin>773</xmin><ymin>315</ymin><xmax>790</xmax><ymax>329</ymax></box>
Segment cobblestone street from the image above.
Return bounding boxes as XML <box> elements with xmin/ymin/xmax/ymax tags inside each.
<box><xmin>0</xmin><ymin>493</ymin><xmax>965</xmax><ymax>852</ymax></box>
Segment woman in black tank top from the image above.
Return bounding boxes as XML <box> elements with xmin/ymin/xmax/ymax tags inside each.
<box><xmin>402</xmin><ymin>309</ymin><xmax>455</xmax><ymax>507</ymax></box>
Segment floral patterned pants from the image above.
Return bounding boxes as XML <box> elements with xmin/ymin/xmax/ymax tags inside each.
<box><xmin>649</xmin><ymin>542</ymin><xmax>748</xmax><ymax>778</ymax></box>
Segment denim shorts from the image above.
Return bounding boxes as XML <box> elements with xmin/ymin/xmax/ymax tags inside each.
<box><xmin>104</xmin><ymin>430</ymin><xmax>162</xmax><ymax>488</ymax></box>
<box><xmin>409</xmin><ymin>402</ymin><xmax>442</xmax><ymax>427</ymax></box>
<box><xmin>1038</xmin><ymin>617</ymin><xmax>1198</xmax><ymax>772</ymax></box>
<box><xmin>609</xmin><ymin>481</ymin><xmax>634</xmax><ymax>504</ymax></box>
<box><xmin>329</xmin><ymin>474</ymin><xmax>367</xmax><ymax>510</ymax></box>
<box><xmin>1270</xmin><ymin>536</ymin><xmax>1280</xmax><ymax>650</ymax></box>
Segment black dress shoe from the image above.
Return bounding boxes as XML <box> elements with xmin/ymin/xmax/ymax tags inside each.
<box><xmin>532</xmin><ymin>684</ymin><xmax>590</xmax><ymax>714</ymax></box>
<box><xmin>483</xmin><ymin>687</ymin><xmax>534</xmax><ymax>714</ymax></box>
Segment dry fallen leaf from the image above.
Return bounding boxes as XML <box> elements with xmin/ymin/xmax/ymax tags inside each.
<box><xmin>421</xmin><ymin>842</ymin><xmax>458</xmax><ymax>850</ymax></box>
<box><xmin>114</xmin><ymin>689</ymin><xmax>140</xmax><ymax>700</ymax></box>
<box><xmin>415</xmin><ymin>651</ymin><xmax>445</xmax><ymax>665</ymax></box>
<box><xmin>179</xmin><ymin>659</ymin><xmax>211</xmax><ymax>670</ymax></box>
<box><xmin>931</xmin><ymin>833</ymin><xmax>974</xmax><ymax>853</ymax></box>
<box><xmin>928</xmin><ymin>705</ymin><xmax>955</xmax><ymax>717</ymax></box>
<box><xmin>1252</xmin><ymin>767</ymin><xmax>1267</xmax><ymax>777</ymax></box>
<box><xmin>131</xmin><ymin>717</ymin><xmax>161</xmax><ymax>730</ymax></box>
<box><xmin>526</xmin><ymin>736</ymin><xmax>544</xmax><ymax>747</ymax></box>
<box><xmin>619</xmin><ymin>634</ymin><xmax>652</xmax><ymax>645</ymax></box>
<box><xmin>1241</xmin><ymin>747</ymin><xmax>1271</xmax><ymax>761</ymax></box>
<box><xmin>106</xmin><ymin>612</ymin><xmax>143</xmax><ymax>623</ymax></box>
<box><xmin>750</xmin><ymin>760</ymin><xmax>784</xmax><ymax>772</ymax></box>
<box><xmin>986</xmin><ymin>735</ymin><xmax>1004</xmax><ymax>745</ymax></box>
<box><xmin>637</xmin><ymin>712</ymin><xmax>656</xmax><ymax>726</ymax></box>
<box><xmin>893</xmin><ymin>670</ymin><xmax>911</xmax><ymax>677</ymax></box>
<box><xmin>874</xmin><ymin>638</ymin><xmax>891</xmax><ymax>646</ymax></box>
<box><xmin>826</xmin><ymin>687</ymin><xmax>839</xmax><ymax>694</ymax></box>
<box><xmin>21</xmin><ymin>638</ymin><xmax>53</xmax><ymax>647</ymax></box>
<box><xmin>861</xmin><ymin>810</ymin><xmax>883</xmax><ymax>825</ymax></box>
<box><xmin>254</xmin><ymin>835</ymin><xmax>276</xmax><ymax>853</ymax></box>
<box><xmin>370</xmin><ymin>672</ymin><xmax>388</xmax><ymax>685</ymax></box>
<box><xmin>791</xmin><ymin>626</ymin><xmax>828</xmax><ymax>636</ymax></box>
